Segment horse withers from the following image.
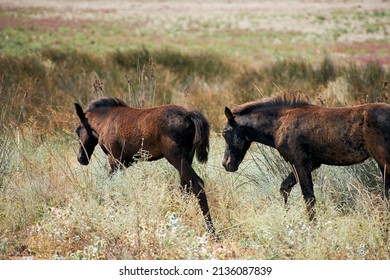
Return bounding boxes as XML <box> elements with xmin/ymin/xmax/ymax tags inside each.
<box><xmin>74</xmin><ymin>97</ymin><xmax>217</xmax><ymax>239</ymax></box>
<box><xmin>222</xmin><ymin>96</ymin><xmax>390</xmax><ymax>221</ymax></box>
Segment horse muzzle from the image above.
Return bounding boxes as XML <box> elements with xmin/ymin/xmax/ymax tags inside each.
<box><xmin>77</xmin><ymin>155</ymin><xmax>90</xmax><ymax>165</ymax></box>
<box><xmin>222</xmin><ymin>158</ymin><xmax>239</xmax><ymax>172</ymax></box>
<box><xmin>225</xmin><ymin>163</ymin><xmax>239</xmax><ymax>172</ymax></box>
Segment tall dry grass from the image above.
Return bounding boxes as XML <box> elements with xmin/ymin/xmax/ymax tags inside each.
<box><xmin>1</xmin><ymin>48</ymin><xmax>388</xmax><ymax>133</ymax></box>
<box><xmin>0</xmin><ymin>129</ymin><xmax>389</xmax><ymax>259</ymax></box>
<box><xmin>0</xmin><ymin>50</ymin><xmax>389</xmax><ymax>259</ymax></box>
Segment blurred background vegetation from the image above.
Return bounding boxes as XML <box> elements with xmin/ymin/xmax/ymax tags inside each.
<box><xmin>1</xmin><ymin>1</ymin><xmax>389</xmax><ymax>133</ymax></box>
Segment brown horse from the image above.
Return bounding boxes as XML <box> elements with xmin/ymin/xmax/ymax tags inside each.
<box><xmin>222</xmin><ymin>95</ymin><xmax>390</xmax><ymax>220</ymax></box>
<box><xmin>74</xmin><ymin>97</ymin><xmax>217</xmax><ymax>239</ymax></box>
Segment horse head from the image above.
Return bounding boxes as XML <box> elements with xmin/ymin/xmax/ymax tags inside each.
<box><xmin>74</xmin><ymin>103</ymin><xmax>98</xmax><ymax>165</ymax></box>
<box><xmin>222</xmin><ymin>107</ymin><xmax>251</xmax><ymax>172</ymax></box>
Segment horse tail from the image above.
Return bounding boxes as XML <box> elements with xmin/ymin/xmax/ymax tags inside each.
<box><xmin>189</xmin><ymin>111</ymin><xmax>210</xmax><ymax>164</ymax></box>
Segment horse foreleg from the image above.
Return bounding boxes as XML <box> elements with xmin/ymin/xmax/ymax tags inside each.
<box><xmin>107</xmin><ymin>156</ymin><xmax>119</xmax><ymax>176</ymax></box>
<box><xmin>294</xmin><ymin>165</ymin><xmax>316</xmax><ymax>221</ymax></box>
<box><xmin>281</xmin><ymin>164</ymin><xmax>321</xmax><ymax>205</ymax></box>
<box><xmin>280</xmin><ymin>172</ymin><xmax>297</xmax><ymax>204</ymax></box>
<box><xmin>107</xmin><ymin>155</ymin><xmax>129</xmax><ymax>176</ymax></box>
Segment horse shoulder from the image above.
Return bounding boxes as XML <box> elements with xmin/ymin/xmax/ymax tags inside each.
<box><xmin>275</xmin><ymin>105</ymin><xmax>319</xmax><ymax>137</ymax></box>
<box><xmin>97</xmin><ymin>108</ymin><xmax>137</xmax><ymax>144</ymax></box>
<box><xmin>274</xmin><ymin>106</ymin><xmax>324</xmax><ymax>159</ymax></box>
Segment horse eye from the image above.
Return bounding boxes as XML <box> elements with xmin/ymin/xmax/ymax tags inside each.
<box><xmin>75</xmin><ymin>126</ymin><xmax>81</xmax><ymax>136</ymax></box>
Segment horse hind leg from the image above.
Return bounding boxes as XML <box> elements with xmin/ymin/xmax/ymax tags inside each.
<box><xmin>181</xmin><ymin>165</ymin><xmax>218</xmax><ymax>240</ymax></box>
<box><xmin>176</xmin><ymin>159</ymin><xmax>193</xmax><ymax>196</ymax></box>
<box><xmin>162</xmin><ymin>146</ymin><xmax>218</xmax><ymax>240</ymax></box>
<box><xmin>369</xmin><ymin>142</ymin><xmax>390</xmax><ymax>200</ymax></box>
<box><xmin>182</xmin><ymin>173</ymin><xmax>218</xmax><ymax>240</ymax></box>
<box><xmin>363</xmin><ymin>119</ymin><xmax>390</xmax><ymax>199</ymax></box>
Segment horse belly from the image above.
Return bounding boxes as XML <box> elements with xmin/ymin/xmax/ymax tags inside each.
<box><xmin>115</xmin><ymin>136</ymin><xmax>163</xmax><ymax>161</ymax></box>
<box><xmin>311</xmin><ymin>140</ymin><xmax>369</xmax><ymax>166</ymax></box>
<box><xmin>137</xmin><ymin>142</ymin><xmax>163</xmax><ymax>160</ymax></box>
<box><xmin>306</xmin><ymin>110</ymin><xmax>369</xmax><ymax>165</ymax></box>
<box><xmin>100</xmin><ymin>133</ymin><xmax>163</xmax><ymax>161</ymax></box>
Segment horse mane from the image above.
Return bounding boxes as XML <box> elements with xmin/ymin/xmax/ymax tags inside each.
<box><xmin>86</xmin><ymin>97</ymin><xmax>128</xmax><ymax>112</ymax></box>
<box><xmin>233</xmin><ymin>95</ymin><xmax>310</xmax><ymax>116</ymax></box>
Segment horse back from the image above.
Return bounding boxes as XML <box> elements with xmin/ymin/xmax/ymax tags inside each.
<box><xmin>275</xmin><ymin>103</ymin><xmax>390</xmax><ymax>165</ymax></box>
<box><xmin>90</xmin><ymin>105</ymin><xmax>208</xmax><ymax>162</ymax></box>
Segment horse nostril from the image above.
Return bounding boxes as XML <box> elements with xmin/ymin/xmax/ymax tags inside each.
<box><xmin>222</xmin><ymin>161</ymin><xmax>231</xmax><ymax>171</ymax></box>
<box><xmin>78</xmin><ymin>155</ymin><xmax>89</xmax><ymax>165</ymax></box>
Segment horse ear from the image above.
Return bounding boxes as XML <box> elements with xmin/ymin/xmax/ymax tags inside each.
<box><xmin>74</xmin><ymin>103</ymin><xmax>86</xmax><ymax>121</ymax></box>
<box><xmin>225</xmin><ymin>107</ymin><xmax>234</xmax><ymax>120</ymax></box>
<box><xmin>74</xmin><ymin>103</ymin><xmax>95</xmax><ymax>136</ymax></box>
<box><xmin>225</xmin><ymin>107</ymin><xmax>237</xmax><ymax>127</ymax></box>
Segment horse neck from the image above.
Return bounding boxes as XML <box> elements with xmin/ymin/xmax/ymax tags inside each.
<box><xmin>87</xmin><ymin>106</ymin><xmax>135</xmax><ymax>135</ymax></box>
<box><xmin>238</xmin><ymin>111</ymin><xmax>278</xmax><ymax>148</ymax></box>
<box><xmin>86</xmin><ymin>110</ymin><xmax>109</xmax><ymax>135</ymax></box>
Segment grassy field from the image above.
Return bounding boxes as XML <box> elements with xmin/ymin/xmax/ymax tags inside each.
<box><xmin>0</xmin><ymin>0</ymin><xmax>389</xmax><ymax>259</ymax></box>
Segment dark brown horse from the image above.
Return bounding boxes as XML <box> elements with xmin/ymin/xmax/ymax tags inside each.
<box><xmin>74</xmin><ymin>97</ymin><xmax>217</xmax><ymax>238</ymax></box>
<box><xmin>222</xmin><ymin>95</ymin><xmax>390</xmax><ymax>220</ymax></box>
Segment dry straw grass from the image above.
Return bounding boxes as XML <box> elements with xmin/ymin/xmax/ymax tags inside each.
<box><xmin>0</xmin><ymin>49</ymin><xmax>389</xmax><ymax>259</ymax></box>
<box><xmin>0</xmin><ymin>130</ymin><xmax>389</xmax><ymax>259</ymax></box>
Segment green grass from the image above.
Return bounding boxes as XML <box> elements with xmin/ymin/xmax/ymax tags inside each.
<box><xmin>1</xmin><ymin>7</ymin><xmax>388</xmax><ymax>62</ymax></box>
